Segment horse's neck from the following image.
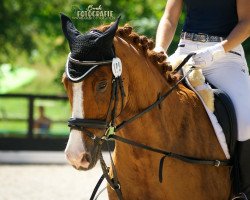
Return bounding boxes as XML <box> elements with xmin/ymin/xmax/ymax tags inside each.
<box><xmin>115</xmin><ymin>36</ymin><xmax>174</xmax><ymax>115</ymax></box>
<box><xmin>110</xmin><ymin>37</ymin><xmax>230</xmax><ymax>200</ymax></box>
<box><xmin>114</xmin><ymin>37</ymin><xmax>186</xmax><ymax>150</ymax></box>
<box><xmin>114</xmin><ymin>37</ymin><xmax>225</xmax><ymax>159</ymax></box>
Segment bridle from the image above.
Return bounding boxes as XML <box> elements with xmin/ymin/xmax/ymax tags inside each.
<box><xmin>67</xmin><ymin>52</ymin><xmax>126</xmax><ymax>199</ymax></box>
<box><xmin>67</xmin><ymin>52</ymin><xmax>126</xmax><ymax>137</ymax></box>
<box><xmin>66</xmin><ymin>52</ymin><xmax>232</xmax><ymax>200</ymax></box>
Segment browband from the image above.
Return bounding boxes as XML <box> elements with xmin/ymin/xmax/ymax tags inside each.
<box><xmin>68</xmin><ymin>53</ymin><xmax>113</xmax><ymax>66</ymax></box>
<box><xmin>65</xmin><ymin>53</ymin><xmax>113</xmax><ymax>83</ymax></box>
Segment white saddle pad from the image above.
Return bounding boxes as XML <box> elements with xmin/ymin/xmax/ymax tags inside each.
<box><xmin>184</xmin><ymin>75</ymin><xmax>230</xmax><ymax>159</ymax></box>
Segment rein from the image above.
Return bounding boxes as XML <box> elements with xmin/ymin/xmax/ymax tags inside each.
<box><xmin>66</xmin><ymin>53</ymin><xmax>232</xmax><ymax>200</ymax></box>
<box><xmin>115</xmin><ymin>53</ymin><xmax>195</xmax><ymax>132</ymax></box>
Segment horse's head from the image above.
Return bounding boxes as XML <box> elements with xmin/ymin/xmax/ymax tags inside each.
<box><xmin>61</xmin><ymin>14</ymin><xmax>125</xmax><ymax>170</ymax></box>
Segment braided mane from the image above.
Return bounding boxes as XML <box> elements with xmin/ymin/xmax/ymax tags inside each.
<box><xmin>96</xmin><ymin>23</ymin><xmax>175</xmax><ymax>81</ymax></box>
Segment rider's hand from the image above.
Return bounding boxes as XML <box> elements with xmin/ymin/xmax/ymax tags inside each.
<box><xmin>190</xmin><ymin>43</ymin><xmax>226</xmax><ymax>68</ymax></box>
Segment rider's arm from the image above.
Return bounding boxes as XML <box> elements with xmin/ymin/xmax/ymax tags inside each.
<box><xmin>222</xmin><ymin>0</ymin><xmax>250</xmax><ymax>52</ymax></box>
<box><xmin>191</xmin><ymin>0</ymin><xmax>250</xmax><ymax>68</ymax></box>
<box><xmin>155</xmin><ymin>0</ymin><xmax>183</xmax><ymax>52</ymax></box>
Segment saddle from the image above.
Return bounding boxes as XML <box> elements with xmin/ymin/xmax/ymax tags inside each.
<box><xmin>183</xmin><ymin>77</ymin><xmax>238</xmax><ymax>156</ymax></box>
<box><xmin>184</xmin><ymin>72</ymin><xmax>241</xmax><ymax>194</ymax></box>
<box><xmin>210</xmin><ymin>85</ymin><xmax>246</xmax><ymax>197</ymax></box>
<box><xmin>212</xmin><ymin>85</ymin><xmax>238</xmax><ymax>156</ymax></box>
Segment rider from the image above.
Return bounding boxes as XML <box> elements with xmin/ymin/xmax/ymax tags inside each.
<box><xmin>154</xmin><ymin>0</ymin><xmax>250</xmax><ymax>199</ymax></box>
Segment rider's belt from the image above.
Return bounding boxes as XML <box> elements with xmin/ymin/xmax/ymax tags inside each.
<box><xmin>181</xmin><ymin>32</ymin><xmax>225</xmax><ymax>43</ymax></box>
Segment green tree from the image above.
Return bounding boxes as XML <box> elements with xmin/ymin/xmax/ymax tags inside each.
<box><xmin>0</xmin><ymin>0</ymin><xmax>249</xmax><ymax>94</ymax></box>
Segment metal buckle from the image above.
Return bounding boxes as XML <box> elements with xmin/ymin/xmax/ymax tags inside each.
<box><xmin>110</xmin><ymin>178</ymin><xmax>121</xmax><ymax>191</ymax></box>
<box><xmin>113</xmin><ymin>183</ymin><xmax>121</xmax><ymax>190</ymax></box>
<box><xmin>190</xmin><ymin>33</ymin><xmax>194</xmax><ymax>41</ymax></box>
<box><xmin>214</xmin><ymin>160</ymin><xmax>221</xmax><ymax>167</ymax></box>
<box><xmin>103</xmin><ymin>125</ymin><xmax>116</xmax><ymax>139</ymax></box>
<box><xmin>197</xmin><ymin>33</ymin><xmax>208</xmax><ymax>42</ymax></box>
<box><xmin>181</xmin><ymin>32</ymin><xmax>185</xmax><ymax>39</ymax></box>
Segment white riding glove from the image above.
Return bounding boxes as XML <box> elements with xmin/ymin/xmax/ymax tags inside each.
<box><xmin>190</xmin><ymin>43</ymin><xmax>226</xmax><ymax>68</ymax></box>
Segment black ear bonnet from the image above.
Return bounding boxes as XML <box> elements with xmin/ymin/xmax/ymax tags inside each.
<box><xmin>61</xmin><ymin>13</ymin><xmax>120</xmax><ymax>82</ymax></box>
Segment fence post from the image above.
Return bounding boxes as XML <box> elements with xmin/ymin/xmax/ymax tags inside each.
<box><xmin>28</xmin><ymin>96</ymin><xmax>34</xmax><ymax>138</ymax></box>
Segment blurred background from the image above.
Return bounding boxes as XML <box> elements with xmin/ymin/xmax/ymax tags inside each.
<box><xmin>0</xmin><ymin>0</ymin><xmax>249</xmax><ymax>199</ymax></box>
<box><xmin>0</xmin><ymin>0</ymin><xmax>177</xmax><ymax>147</ymax></box>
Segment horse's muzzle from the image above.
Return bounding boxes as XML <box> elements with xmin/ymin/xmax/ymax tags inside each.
<box><xmin>65</xmin><ymin>148</ymin><xmax>100</xmax><ymax>171</ymax></box>
<box><xmin>65</xmin><ymin>128</ymin><xmax>102</xmax><ymax>171</ymax></box>
<box><xmin>66</xmin><ymin>152</ymin><xmax>91</xmax><ymax>170</ymax></box>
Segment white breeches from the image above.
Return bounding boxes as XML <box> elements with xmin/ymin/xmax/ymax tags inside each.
<box><xmin>172</xmin><ymin>39</ymin><xmax>250</xmax><ymax>141</ymax></box>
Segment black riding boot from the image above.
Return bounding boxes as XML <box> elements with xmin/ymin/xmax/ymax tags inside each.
<box><xmin>233</xmin><ymin>140</ymin><xmax>250</xmax><ymax>200</ymax></box>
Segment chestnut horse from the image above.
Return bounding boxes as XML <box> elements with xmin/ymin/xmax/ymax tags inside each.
<box><xmin>61</xmin><ymin>14</ymin><xmax>232</xmax><ymax>200</ymax></box>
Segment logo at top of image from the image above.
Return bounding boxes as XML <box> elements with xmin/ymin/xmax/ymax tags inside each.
<box><xmin>72</xmin><ymin>5</ymin><xmax>114</xmax><ymax>20</ymax></box>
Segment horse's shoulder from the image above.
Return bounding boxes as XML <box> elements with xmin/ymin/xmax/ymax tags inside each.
<box><xmin>177</xmin><ymin>83</ymin><xmax>201</xmax><ymax>105</ymax></box>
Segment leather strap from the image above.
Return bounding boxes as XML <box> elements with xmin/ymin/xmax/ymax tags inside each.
<box><xmin>173</xmin><ymin>53</ymin><xmax>196</xmax><ymax>74</ymax></box>
<box><xmin>108</xmin><ymin>134</ymin><xmax>231</xmax><ymax>183</ymax></box>
<box><xmin>68</xmin><ymin>54</ymin><xmax>113</xmax><ymax>66</ymax></box>
<box><xmin>99</xmin><ymin>152</ymin><xmax>123</xmax><ymax>200</ymax></box>
<box><xmin>90</xmin><ymin>174</ymin><xmax>105</xmax><ymax>200</ymax></box>
<box><xmin>109</xmin><ymin>134</ymin><xmax>231</xmax><ymax>167</ymax></box>
<box><xmin>115</xmin><ymin>64</ymin><xmax>196</xmax><ymax>132</ymax></box>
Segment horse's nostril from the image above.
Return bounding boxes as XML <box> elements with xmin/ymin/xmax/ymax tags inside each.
<box><xmin>81</xmin><ymin>153</ymin><xmax>91</xmax><ymax>164</ymax></box>
<box><xmin>85</xmin><ymin>154</ymin><xmax>91</xmax><ymax>163</ymax></box>
<box><xmin>65</xmin><ymin>152</ymin><xmax>91</xmax><ymax>169</ymax></box>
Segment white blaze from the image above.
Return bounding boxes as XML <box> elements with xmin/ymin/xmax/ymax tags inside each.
<box><xmin>65</xmin><ymin>82</ymin><xmax>86</xmax><ymax>162</ymax></box>
<box><xmin>71</xmin><ymin>82</ymin><xmax>85</xmax><ymax>118</ymax></box>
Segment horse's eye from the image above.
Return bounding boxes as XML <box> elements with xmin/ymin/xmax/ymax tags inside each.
<box><xmin>96</xmin><ymin>80</ymin><xmax>108</xmax><ymax>92</ymax></box>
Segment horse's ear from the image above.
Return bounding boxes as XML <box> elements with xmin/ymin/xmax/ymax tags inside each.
<box><xmin>60</xmin><ymin>13</ymin><xmax>80</xmax><ymax>42</ymax></box>
<box><xmin>99</xmin><ymin>16</ymin><xmax>121</xmax><ymax>45</ymax></box>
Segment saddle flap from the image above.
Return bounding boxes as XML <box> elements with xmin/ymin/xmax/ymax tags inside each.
<box><xmin>213</xmin><ymin>88</ymin><xmax>238</xmax><ymax>156</ymax></box>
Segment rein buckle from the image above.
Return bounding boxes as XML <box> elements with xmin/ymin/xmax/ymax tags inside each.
<box><xmin>104</xmin><ymin>125</ymin><xmax>116</xmax><ymax>139</ymax></box>
<box><xmin>214</xmin><ymin>160</ymin><xmax>221</xmax><ymax>167</ymax></box>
